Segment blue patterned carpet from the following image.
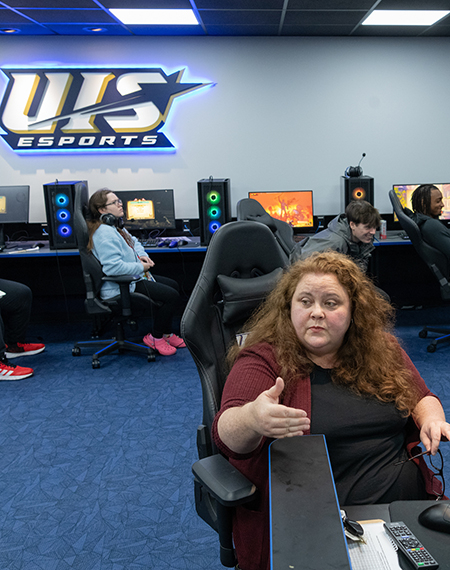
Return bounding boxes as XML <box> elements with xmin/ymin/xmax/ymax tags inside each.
<box><xmin>0</xmin><ymin>308</ymin><xmax>448</xmax><ymax>569</ymax></box>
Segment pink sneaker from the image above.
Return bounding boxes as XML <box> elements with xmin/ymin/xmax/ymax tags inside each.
<box><xmin>166</xmin><ymin>334</ymin><xmax>186</xmax><ymax>348</ymax></box>
<box><xmin>143</xmin><ymin>334</ymin><xmax>177</xmax><ymax>356</ymax></box>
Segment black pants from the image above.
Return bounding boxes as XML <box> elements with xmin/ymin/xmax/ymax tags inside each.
<box><xmin>135</xmin><ymin>275</ymin><xmax>180</xmax><ymax>338</ymax></box>
<box><xmin>0</xmin><ymin>278</ymin><xmax>33</xmax><ymax>357</ymax></box>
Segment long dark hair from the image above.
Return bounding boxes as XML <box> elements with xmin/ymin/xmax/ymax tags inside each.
<box><xmin>411</xmin><ymin>184</ymin><xmax>439</xmax><ymax>216</ymax></box>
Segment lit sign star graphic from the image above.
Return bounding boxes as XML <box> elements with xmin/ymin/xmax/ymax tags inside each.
<box><xmin>29</xmin><ymin>70</ymin><xmax>210</xmax><ymax>129</ymax></box>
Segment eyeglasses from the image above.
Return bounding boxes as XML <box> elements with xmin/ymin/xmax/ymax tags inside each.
<box><xmin>104</xmin><ymin>199</ymin><xmax>122</xmax><ymax>207</ymax></box>
<box><xmin>394</xmin><ymin>449</ymin><xmax>445</xmax><ymax>501</ymax></box>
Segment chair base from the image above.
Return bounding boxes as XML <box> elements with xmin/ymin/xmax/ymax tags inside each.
<box><xmin>73</xmin><ymin>320</ymin><xmax>156</xmax><ymax>368</ymax></box>
<box><xmin>419</xmin><ymin>326</ymin><xmax>450</xmax><ymax>353</ymax></box>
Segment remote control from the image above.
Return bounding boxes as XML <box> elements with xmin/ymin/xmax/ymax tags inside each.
<box><xmin>384</xmin><ymin>521</ymin><xmax>439</xmax><ymax>569</ymax></box>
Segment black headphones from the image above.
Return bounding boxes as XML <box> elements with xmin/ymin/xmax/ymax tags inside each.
<box><xmin>344</xmin><ymin>165</ymin><xmax>363</xmax><ymax>178</ymax></box>
<box><xmin>100</xmin><ymin>213</ymin><xmax>125</xmax><ymax>229</ymax></box>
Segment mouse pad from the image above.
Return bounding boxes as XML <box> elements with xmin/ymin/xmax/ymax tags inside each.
<box><xmin>269</xmin><ymin>435</ymin><xmax>351</xmax><ymax>570</ymax></box>
<box><xmin>389</xmin><ymin>500</ymin><xmax>450</xmax><ymax>570</ymax></box>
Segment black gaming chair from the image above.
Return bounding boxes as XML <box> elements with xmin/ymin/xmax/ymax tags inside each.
<box><xmin>180</xmin><ymin>221</ymin><xmax>287</xmax><ymax>567</ymax></box>
<box><xmin>389</xmin><ymin>189</ymin><xmax>450</xmax><ymax>352</ymax></box>
<box><xmin>236</xmin><ymin>197</ymin><xmax>294</xmax><ymax>259</ymax></box>
<box><xmin>71</xmin><ymin>186</ymin><xmax>157</xmax><ymax>368</ymax></box>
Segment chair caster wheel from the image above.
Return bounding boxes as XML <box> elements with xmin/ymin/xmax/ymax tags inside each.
<box><xmin>427</xmin><ymin>344</ymin><xmax>436</xmax><ymax>353</ymax></box>
<box><xmin>147</xmin><ymin>353</ymin><xmax>156</xmax><ymax>362</ymax></box>
<box><xmin>72</xmin><ymin>347</ymin><xmax>81</xmax><ymax>356</ymax></box>
<box><xmin>418</xmin><ymin>330</ymin><xmax>428</xmax><ymax>338</ymax></box>
<box><xmin>92</xmin><ymin>359</ymin><xmax>101</xmax><ymax>369</ymax></box>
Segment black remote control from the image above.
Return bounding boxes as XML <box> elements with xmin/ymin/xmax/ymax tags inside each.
<box><xmin>384</xmin><ymin>521</ymin><xmax>439</xmax><ymax>569</ymax></box>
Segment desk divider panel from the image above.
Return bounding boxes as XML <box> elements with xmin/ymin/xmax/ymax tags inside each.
<box><xmin>269</xmin><ymin>434</ymin><xmax>352</xmax><ymax>570</ymax></box>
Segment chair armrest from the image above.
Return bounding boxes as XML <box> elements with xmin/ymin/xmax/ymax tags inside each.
<box><xmin>192</xmin><ymin>454</ymin><xmax>257</xmax><ymax>507</ymax></box>
<box><xmin>430</xmin><ymin>264</ymin><xmax>450</xmax><ymax>300</ymax></box>
<box><xmin>102</xmin><ymin>274</ymin><xmax>142</xmax><ymax>317</ymax></box>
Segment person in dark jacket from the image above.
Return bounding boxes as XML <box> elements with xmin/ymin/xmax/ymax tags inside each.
<box><xmin>291</xmin><ymin>200</ymin><xmax>381</xmax><ymax>272</ymax></box>
<box><xmin>410</xmin><ymin>184</ymin><xmax>450</xmax><ymax>264</ymax></box>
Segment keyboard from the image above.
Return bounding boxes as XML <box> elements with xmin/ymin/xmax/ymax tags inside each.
<box><xmin>139</xmin><ymin>238</ymin><xmax>163</xmax><ymax>247</ymax></box>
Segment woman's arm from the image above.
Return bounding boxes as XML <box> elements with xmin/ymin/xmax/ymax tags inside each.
<box><xmin>412</xmin><ymin>395</ymin><xmax>450</xmax><ymax>455</ymax></box>
<box><xmin>93</xmin><ymin>226</ymin><xmax>143</xmax><ymax>276</ymax></box>
<box><xmin>217</xmin><ymin>377</ymin><xmax>310</xmax><ymax>454</ymax></box>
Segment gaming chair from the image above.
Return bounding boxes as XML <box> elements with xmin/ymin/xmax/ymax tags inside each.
<box><xmin>180</xmin><ymin>221</ymin><xmax>287</xmax><ymax>567</ymax></box>
<box><xmin>389</xmin><ymin>189</ymin><xmax>450</xmax><ymax>352</ymax></box>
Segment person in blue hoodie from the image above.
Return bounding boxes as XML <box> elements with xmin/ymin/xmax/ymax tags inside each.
<box><xmin>87</xmin><ymin>188</ymin><xmax>185</xmax><ymax>357</ymax></box>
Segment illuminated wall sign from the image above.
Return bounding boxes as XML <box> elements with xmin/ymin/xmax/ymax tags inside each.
<box><xmin>0</xmin><ymin>67</ymin><xmax>211</xmax><ymax>152</ymax></box>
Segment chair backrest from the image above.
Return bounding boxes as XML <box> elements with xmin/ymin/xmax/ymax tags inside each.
<box><xmin>181</xmin><ymin>221</ymin><xmax>287</xmax><ymax>459</ymax></box>
<box><xmin>236</xmin><ymin>197</ymin><xmax>295</xmax><ymax>258</ymax></box>
<box><xmin>389</xmin><ymin>189</ymin><xmax>450</xmax><ymax>299</ymax></box>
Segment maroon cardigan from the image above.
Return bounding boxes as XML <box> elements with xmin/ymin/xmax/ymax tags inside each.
<box><xmin>212</xmin><ymin>341</ymin><xmax>442</xmax><ymax>570</ymax></box>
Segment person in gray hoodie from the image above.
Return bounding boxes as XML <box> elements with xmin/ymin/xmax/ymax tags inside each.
<box><xmin>291</xmin><ymin>200</ymin><xmax>381</xmax><ymax>272</ymax></box>
<box><xmin>410</xmin><ymin>184</ymin><xmax>450</xmax><ymax>264</ymax></box>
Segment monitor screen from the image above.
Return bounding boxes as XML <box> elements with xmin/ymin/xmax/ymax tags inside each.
<box><xmin>393</xmin><ymin>183</ymin><xmax>450</xmax><ymax>221</ymax></box>
<box><xmin>0</xmin><ymin>185</ymin><xmax>30</xmax><ymax>250</ymax></box>
<box><xmin>0</xmin><ymin>185</ymin><xmax>30</xmax><ymax>224</ymax></box>
<box><xmin>114</xmin><ymin>189</ymin><xmax>176</xmax><ymax>231</ymax></box>
<box><xmin>248</xmin><ymin>190</ymin><xmax>314</xmax><ymax>228</ymax></box>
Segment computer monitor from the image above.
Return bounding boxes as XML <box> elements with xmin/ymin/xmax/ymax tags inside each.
<box><xmin>248</xmin><ymin>190</ymin><xmax>314</xmax><ymax>228</ymax></box>
<box><xmin>0</xmin><ymin>185</ymin><xmax>30</xmax><ymax>250</ymax></box>
<box><xmin>114</xmin><ymin>189</ymin><xmax>176</xmax><ymax>232</ymax></box>
<box><xmin>392</xmin><ymin>183</ymin><xmax>450</xmax><ymax>221</ymax></box>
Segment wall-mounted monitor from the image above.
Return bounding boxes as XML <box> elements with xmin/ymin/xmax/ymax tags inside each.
<box><xmin>114</xmin><ymin>189</ymin><xmax>176</xmax><ymax>232</ymax></box>
<box><xmin>393</xmin><ymin>183</ymin><xmax>450</xmax><ymax>221</ymax></box>
<box><xmin>0</xmin><ymin>185</ymin><xmax>30</xmax><ymax>250</ymax></box>
<box><xmin>248</xmin><ymin>190</ymin><xmax>314</xmax><ymax>228</ymax></box>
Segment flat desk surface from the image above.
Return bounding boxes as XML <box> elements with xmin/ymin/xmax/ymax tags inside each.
<box><xmin>0</xmin><ymin>238</ymin><xmax>206</xmax><ymax>258</ymax></box>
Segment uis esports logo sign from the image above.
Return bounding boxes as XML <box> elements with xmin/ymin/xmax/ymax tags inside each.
<box><xmin>0</xmin><ymin>67</ymin><xmax>211</xmax><ymax>152</ymax></box>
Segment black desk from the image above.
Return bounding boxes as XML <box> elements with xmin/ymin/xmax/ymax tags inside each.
<box><xmin>369</xmin><ymin>232</ymin><xmax>442</xmax><ymax>307</ymax></box>
<box><xmin>270</xmin><ymin>437</ymin><xmax>449</xmax><ymax>570</ymax></box>
<box><xmin>0</xmin><ymin>240</ymin><xmax>207</xmax><ymax>323</ymax></box>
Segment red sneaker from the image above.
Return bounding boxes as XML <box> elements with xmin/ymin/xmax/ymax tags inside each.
<box><xmin>143</xmin><ymin>334</ymin><xmax>177</xmax><ymax>356</ymax></box>
<box><xmin>0</xmin><ymin>359</ymin><xmax>34</xmax><ymax>380</ymax></box>
<box><xmin>6</xmin><ymin>342</ymin><xmax>45</xmax><ymax>359</ymax></box>
<box><xmin>166</xmin><ymin>334</ymin><xmax>186</xmax><ymax>348</ymax></box>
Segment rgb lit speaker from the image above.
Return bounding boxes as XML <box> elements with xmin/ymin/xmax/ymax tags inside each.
<box><xmin>197</xmin><ymin>178</ymin><xmax>231</xmax><ymax>245</ymax></box>
<box><xmin>341</xmin><ymin>176</ymin><xmax>374</xmax><ymax>209</ymax></box>
<box><xmin>43</xmin><ymin>181</ymin><xmax>88</xmax><ymax>249</ymax></box>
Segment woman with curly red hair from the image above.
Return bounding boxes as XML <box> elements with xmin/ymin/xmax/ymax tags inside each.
<box><xmin>213</xmin><ymin>251</ymin><xmax>449</xmax><ymax>570</ymax></box>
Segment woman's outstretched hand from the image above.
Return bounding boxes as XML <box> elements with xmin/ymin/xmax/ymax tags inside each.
<box><xmin>248</xmin><ymin>377</ymin><xmax>310</xmax><ymax>439</ymax></box>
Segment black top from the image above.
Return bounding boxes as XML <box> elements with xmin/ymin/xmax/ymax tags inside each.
<box><xmin>310</xmin><ymin>366</ymin><xmax>426</xmax><ymax>505</ymax></box>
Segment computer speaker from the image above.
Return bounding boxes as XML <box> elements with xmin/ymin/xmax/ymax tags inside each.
<box><xmin>341</xmin><ymin>176</ymin><xmax>374</xmax><ymax>209</ymax></box>
<box><xmin>43</xmin><ymin>181</ymin><xmax>88</xmax><ymax>249</ymax></box>
<box><xmin>197</xmin><ymin>178</ymin><xmax>231</xmax><ymax>245</ymax></box>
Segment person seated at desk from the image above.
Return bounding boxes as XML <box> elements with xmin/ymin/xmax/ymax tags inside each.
<box><xmin>87</xmin><ymin>188</ymin><xmax>185</xmax><ymax>357</ymax></box>
<box><xmin>212</xmin><ymin>251</ymin><xmax>449</xmax><ymax>570</ymax></box>
<box><xmin>0</xmin><ymin>278</ymin><xmax>45</xmax><ymax>380</ymax></box>
<box><xmin>411</xmin><ymin>184</ymin><xmax>450</xmax><ymax>263</ymax></box>
<box><xmin>291</xmin><ymin>200</ymin><xmax>381</xmax><ymax>272</ymax></box>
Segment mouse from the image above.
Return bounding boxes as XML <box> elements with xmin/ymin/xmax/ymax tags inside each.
<box><xmin>177</xmin><ymin>239</ymin><xmax>189</xmax><ymax>247</ymax></box>
<box><xmin>418</xmin><ymin>502</ymin><xmax>450</xmax><ymax>534</ymax></box>
<box><xmin>168</xmin><ymin>239</ymin><xmax>179</xmax><ymax>248</ymax></box>
<box><xmin>34</xmin><ymin>242</ymin><xmax>46</xmax><ymax>248</ymax></box>
<box><xmin>157</xmin><ymin>239</ymin><xmax>170</xmax><ymax>247</ymax></box>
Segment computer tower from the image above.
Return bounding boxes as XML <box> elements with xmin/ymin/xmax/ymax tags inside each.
<box><xmin>43</xmin><ymin>181</ymin><xmax>88</xmax><ymax>249</ymax></box>
<box><xmin>341</xmin><ymin>176</ymin><xmax>374</xmax><ymax>209</ymax></box>
<box><xmin>197</xmin><ymin>178</ymin><xmax>231</xmax><ymax>245</ymax></box>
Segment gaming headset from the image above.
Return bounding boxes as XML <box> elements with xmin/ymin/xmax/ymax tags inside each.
<box><xmin>344</xmin><ymin>153</ymin><xmax>366</xmax><ymax>178</ymax></box>
<box><xmin>100</xmin><ymin>212</ymin><xmax>125</xmax><ymax>229</ymax></box>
